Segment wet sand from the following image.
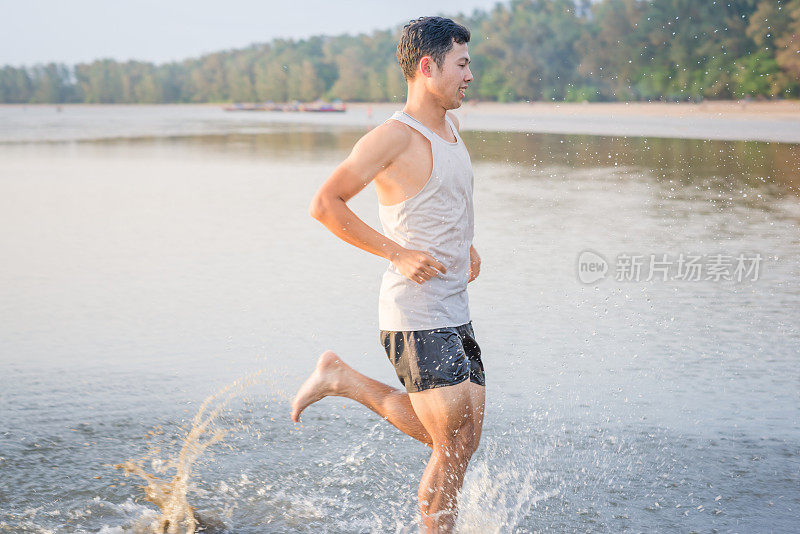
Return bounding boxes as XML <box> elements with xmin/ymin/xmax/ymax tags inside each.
<box><xmin>353</xmin><ymin>100</ymin><xmax>800</xmax><ymax>144</ymax></box>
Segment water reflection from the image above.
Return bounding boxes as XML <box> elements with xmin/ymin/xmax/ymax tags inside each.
<box><xmin>83</xmin><ymin>128</ymin><xmax>800</xmax><ymax>202</ymax></box>
<box><xmin>466</xmin><ymin>131</ymin><xmax>800</xmax><ymax>198</ymax></box>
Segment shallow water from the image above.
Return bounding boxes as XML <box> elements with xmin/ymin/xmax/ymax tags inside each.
<box><xmin>0</xmin><ymin>106</ymin><xmax>798</xmax><ymax>532</ymax></box>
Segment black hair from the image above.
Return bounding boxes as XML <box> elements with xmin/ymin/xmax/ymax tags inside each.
<box><xmin>396</xmin><ymin>16</ymin><xmax>471</xmax><ymax>80</ymax></box>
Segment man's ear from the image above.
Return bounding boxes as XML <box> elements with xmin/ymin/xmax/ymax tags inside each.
<box><xmin>419</xmin><ymin>56</ymin><xmax>434</xmax><ymax>78</ymax></box>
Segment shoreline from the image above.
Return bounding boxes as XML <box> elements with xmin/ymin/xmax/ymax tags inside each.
<box><xmin>354</xmin><ymin>99</ymin><xmax>800</xmax><ymax>119</ymax></box>
<box><xmin>3</xmin><ymin>99</ymin><xmax>798</xmax><ymax>115</ymax></box>
<box><xmin>2</xmin><ymin>101</ymin><xmax>799</xmax><ymax>144</ymax></box>
<box><xmin>351</xmin><ymin>101</ymin><xmax>800</xmax><ymax>143</ymax></box>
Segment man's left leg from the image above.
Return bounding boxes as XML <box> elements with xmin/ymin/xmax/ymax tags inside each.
<box><xmin>408</xmin><ymin>380</ymin><xmax>484</xmax><ymax>532</ymax></box>
<box><xmin>466</xmin><ymin>381</ymin><xmax>485</xmax><ymax>450</ymax></box>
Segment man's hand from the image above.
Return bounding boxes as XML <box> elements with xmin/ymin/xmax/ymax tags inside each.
<box><xmin>468</xmin><ymin>245</ymin><xmax>481</xmax><ymax>283</ymax></box>
<box><xmin>391</xmin><ymin>248</ymin><xmax>447</xmax><ymax>285</ymax></box>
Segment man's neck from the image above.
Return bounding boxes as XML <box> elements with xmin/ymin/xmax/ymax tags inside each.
<box><xmin>403</xmin><ymin>90</ymin><xmax>448</xmax><ymax>131</ymax></box>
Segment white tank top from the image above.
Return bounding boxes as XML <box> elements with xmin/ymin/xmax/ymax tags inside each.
<box><xmin>378</xmin><ymin>110</ymin><xmax>475</xmax><ymax>331</ymax></box>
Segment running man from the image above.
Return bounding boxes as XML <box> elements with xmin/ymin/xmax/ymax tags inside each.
<box><xmin>291</xmin><ymin>16</ymin><xmax>483</xmax><ymax>532</ymax></box>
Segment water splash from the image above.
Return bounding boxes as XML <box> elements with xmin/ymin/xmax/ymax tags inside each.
<box><xmin>454</xmin><ymin>439</ymin><xmax>561</xmax><ymax>533</ymax></box>
<box><xmin>115</xmin><ymin>369</ymin><xmax>285</xmax><ymax>533</ymax></box>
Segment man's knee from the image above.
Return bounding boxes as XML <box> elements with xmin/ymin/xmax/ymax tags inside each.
<box><xmin>454</xmin><ymin>410</ymin><xmax>482</xmax><ymax>457</ymax></box>
<box><xmin>469</xmin><ymin>416</ymin><xmax>483</xmax><ymax>453</ymax></box>
<box><xmin>469</xmin><ymin>427</ymin><xmax>481</xmax><ymax>454</ymax></box>
<box><xmin>451</xmin><ymin>421</ymin><xmax>478</xmax><ymax>459</ymax></box>
<box><xmin>430</xmin><ymin>422</ymin><xmax>474</xmax><ymax>459</ymax></box>
<box><xmin>461</xmin><ymin>427</ymin><xmax>480</xmax><ymax>458</ymax></box>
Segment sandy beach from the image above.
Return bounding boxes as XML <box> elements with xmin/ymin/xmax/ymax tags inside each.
<box><xmin>352</xmin><ymin>100</ymin><xmax>800</xmax><ymax>144</ymax></box>
<box><xmin>2</xmin><ymin>100</ymin><xmax>798</xmax><ymax>144</ymax></box>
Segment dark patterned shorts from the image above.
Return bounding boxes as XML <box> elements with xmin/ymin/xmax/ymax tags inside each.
<box><xmin>380</xmin><ymin>321</ymin><xmax>485</xmax><ymax>394</ymax></box>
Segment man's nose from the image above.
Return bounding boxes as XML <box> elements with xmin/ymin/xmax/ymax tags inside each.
<box><xmin>464</xmin><ymin>67</ymin><xmax>474</xmax><ymax>83</ymax></box>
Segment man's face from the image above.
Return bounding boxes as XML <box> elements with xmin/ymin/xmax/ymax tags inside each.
<box><xmin>428</xmin><ymin>41</ymin><xmax>473</xmax><ymax>109</ymax></box>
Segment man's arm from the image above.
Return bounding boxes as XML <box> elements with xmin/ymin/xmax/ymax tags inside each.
<box><xmin>309</xmin><ymin>122</ymin><xmax>446</xmax><ymax>285</ymax></box>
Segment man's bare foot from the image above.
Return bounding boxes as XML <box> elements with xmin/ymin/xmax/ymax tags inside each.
<box><xmin>291</xmin><ymin>350</ymin><xmax>347</xmax><ymax>423</ymax></box>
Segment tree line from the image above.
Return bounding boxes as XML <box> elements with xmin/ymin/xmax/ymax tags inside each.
<box><xmin>1</xmin><ymin>0</ymin><xmax>798</xmax><ymax>104</ymax></box>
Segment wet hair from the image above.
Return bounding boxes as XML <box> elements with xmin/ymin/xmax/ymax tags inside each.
<box><xmin>397</xmin><ymin>16</ymin><xmax>471</xmax><ymax>80</ymax></box>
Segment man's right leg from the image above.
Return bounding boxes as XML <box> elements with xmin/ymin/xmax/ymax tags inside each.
<box><xmin>291</xmin><ymin>351</ymin><xmax>432</xmax><ymax>446</ymax></box>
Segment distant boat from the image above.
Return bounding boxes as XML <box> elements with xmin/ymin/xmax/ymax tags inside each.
<box><xmin>299</xmin><ymin>100</ymin><xmax>347</xmax><ymax>112</ymax></box>
<box><xmin>223</xmin><ymin>100</ymin><xmax>346</xmax><ymax>112</ymax></box>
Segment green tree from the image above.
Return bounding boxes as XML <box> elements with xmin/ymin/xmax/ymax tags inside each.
<box><xmin>1</xmin><ymin>0</ymin><xmax>797</xmax><ymax>103</ymax></box>
<box><xmin>255</xmin><ymin>60</ymin><xmax>288</xmax><ymax>101</ymax></box>
<box><xmin>329</xmin><ymin>47</ymin><xmax>370</xmax><ymax>101</ymax></box>
<box><xmin>287</xmin><ymin>59</ymin><xmax>323</xmax><ymax>102</ymax></box>
<box><xmin>473</xmin><ymin>0</ymin><xmax>586</xmax><ymax>101</ymax></box>
<box><xmin>0</xmin><ymin>67</ymin><xmax>33</xmax><ymax>103</ymax></box>
<box><xmin>576</xmin><ymin>0</ymin><xmax>648</xmax><ymax>100</ymax></box>
<box><xmin>384</xmin><ymin>64</ymin><xmax>406</xmax><ymax>102</ymax></box>
<box><xmin>30</xmin><ymin>63</ymin><xmax>72</xmax><ymax>103</ymax></box>
<box><xmin>75</xmin><ymin>60</ymin><xmax>124</xmax><ymax>103</ymax></box>
<box><xmin>774</xmin><ymin>0</ymin><xmax>800</xmax><ymax>81</ymax></box>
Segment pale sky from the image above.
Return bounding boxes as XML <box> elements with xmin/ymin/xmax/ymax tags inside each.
<box><xmin>2</xmin><ymin>0</ymin><xmax>506</xmax><ymax>67</ymax></box>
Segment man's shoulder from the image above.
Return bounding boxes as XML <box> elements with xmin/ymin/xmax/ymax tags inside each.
<box><xmin>352</xmin><ymin>118</ymin><xmax>413</xmax><ymax>161</ymax></box>
<box><xmin>358</xmin><ymin>118</ymin><xmax>414</xmax><ymax>146</ymax></box>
